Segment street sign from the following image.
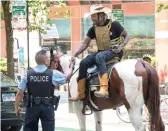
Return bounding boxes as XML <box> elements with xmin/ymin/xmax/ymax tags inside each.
<box><xmin>108</xmin><ymin>9</ymin><xmax>124</xmax><ymax>26</ymax></box>
<box><xmin>12</xmin><ymin>0</ymin><xmax>27</xmax><ymax>30</ymax></box>
<box><xmin>12</xmin><ymin>17</ymin><xmax>27</xmax><ymax>30</ymax></box>
<box><xmin>12</xmin><ymin>6</ymin><xmax>26</xmax><ymax>16</ymax></box>
<box><xmin>12</xmin><ymin>0</ymin><xmax>27</xmax><ymax>17</ymax></box>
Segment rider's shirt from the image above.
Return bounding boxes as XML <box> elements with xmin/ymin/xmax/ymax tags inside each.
<box><xmin>87</xmin><ymin>20</ymin><xmax>124</xmax><ymax>51</ymax></box>
<box><xmin>18</xmin><ymin>65</ymin><xmax>66</xmax><ymax>91</ymax></box>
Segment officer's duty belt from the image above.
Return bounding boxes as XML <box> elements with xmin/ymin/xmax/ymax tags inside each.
<box><xmin>31</xmin><ymin>97</ymin><xmax>53</xmax><ymax>105</ymax></box>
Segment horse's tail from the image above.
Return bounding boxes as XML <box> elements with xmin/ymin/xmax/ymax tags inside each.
<box><xmin>143</xmin><ymin>61</ymin><xmax>165</xmax><ymax>131</ymax></box>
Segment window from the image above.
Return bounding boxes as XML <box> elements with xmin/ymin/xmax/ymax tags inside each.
<box><xmin>100</xmin><ymin>0</ymin><xmax>111</xmax><ymax>4</ymax></box>
<box><xmin>89</xmin><ymin>1</ymin><xmax>101</xmax><ymax>4</ymax></box>
<box><xmin>122</xmin><ymin>0</ymin><xmax>133</xmax><ymax>3</ymax></box>
<box><xmin>112</xmin><ymin>4</ymin><xmax>122</xmax><ymax>9</ymax></box>
<box><xmin>80</xmin><ymin>1</ymin><xmax>90</xmax><ymax>5</ymax></box>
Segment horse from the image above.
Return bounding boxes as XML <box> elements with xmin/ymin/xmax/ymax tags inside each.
<box><xmin>56</xmin><ymin>53</ymin><xmax>165</xmax><ymax>131</ymax></box>
<box><xmin>56</xmin><ymin>53</ymin><xmax>103</xmax><ymax>131</ymax></box>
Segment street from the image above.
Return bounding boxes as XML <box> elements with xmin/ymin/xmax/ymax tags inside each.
<box><xmin>21</xmin><ymin>92</ymin><xmax>168</xmax><ymax>131</ymax></box>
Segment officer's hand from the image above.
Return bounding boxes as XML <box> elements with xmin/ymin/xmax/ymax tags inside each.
<box><xmin>15</xmin><ymin>106</ymin><xmax>21</xmax><ymax>116</ymax></box>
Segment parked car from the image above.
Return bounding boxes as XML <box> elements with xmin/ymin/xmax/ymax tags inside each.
<box><xmin>1</xmin><ymin>73</ymin><xmax>27</xmax><ymax>131</ymax></box>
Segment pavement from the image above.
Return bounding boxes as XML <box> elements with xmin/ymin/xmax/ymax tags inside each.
<box><xmin>20</xmin><ymin>92</ymin><xmax>168</xmax><ymax>131</ymax></box>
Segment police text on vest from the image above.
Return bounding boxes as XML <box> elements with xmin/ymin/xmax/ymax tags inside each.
<box><xmin>30</xmin><ymin>76</ymin><xmax>49</xmax><ymax>82</ymax></box>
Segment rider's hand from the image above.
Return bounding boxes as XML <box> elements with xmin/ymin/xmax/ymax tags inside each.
<box><xmin>112</xmin><ymin>45</ymin><xmax>123</xmax><ymax>53</ymax></box>
<box><xmin>69</xmin><ymin>56</ymin><xmax>76</xmax><ymax>68</ymax></box>
<box><xmin>71</xmin><ymin>56</ymin><xmax>76</xmax><ymax>63</ymax></box>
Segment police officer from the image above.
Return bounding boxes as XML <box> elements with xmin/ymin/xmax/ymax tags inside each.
<box><xmin>15</xmin><ymin>50</ymin><xmax>74</xmax><ymax>131</ymax></box>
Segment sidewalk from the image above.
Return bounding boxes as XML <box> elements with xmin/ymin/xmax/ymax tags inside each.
<box><xmin>54</xmin><ymin>103</ymin><xmax>168</xmax><ymax>131</ymax></box>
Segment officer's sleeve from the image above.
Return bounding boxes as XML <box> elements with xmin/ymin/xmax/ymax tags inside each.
<box><xmin>52</xmin><ymin>70</ymin><xmax>66</xmax><ymax>86</ymax></box>
<box><xmin>18</xmin><ymin>72</ymin><xmax>27</xmax><ymax>91</ymax></box>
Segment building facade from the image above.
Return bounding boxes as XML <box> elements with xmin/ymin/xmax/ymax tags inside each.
<box><xmin>46</xmin><ymin>0</ymin><xmax>155</xmax><ymax>57</ymax></box>
<box><xmin>2</xmin><ymin>0</ymin><xmax>168</xmax><ymax>82</ymax></box>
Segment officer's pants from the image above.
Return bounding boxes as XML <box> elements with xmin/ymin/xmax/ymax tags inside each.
<box><xmin>23</xmin><ymin>104</ymin><xmax>55</xmax><ymax>131</ymax></box>
<box><xmin>78</xmin><ymin>50</ymin><xmax>123</xmax><ymax>81</ymax></box>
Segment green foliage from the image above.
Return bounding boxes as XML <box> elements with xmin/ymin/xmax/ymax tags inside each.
<box><xmin>134</xmin><ymin>39</ymin><xmax>154</xmax><ymax>47</ymax></box>
<box><xmin>1</xmin><ymin>0</ymin><xmax>69</xmax><ymax>33</ymax></box>
<box><xmin>28</xmin><ymin>0</ymin><xmax>69</xmax><ymax>33</ymax></box>
<box><xmin>53</xmin><ymin>0</ymin><xmax>70</xmax><ymax>18</ymax></box>
<box><xmin>0</xmin><ymin>58</ymin><xmax>7</xmax><ymax>72</ymax></box>
<box><xmin>156</xmin><ymin>2</ymin><xmax>168</xmax><ymax>13</ymax></box>
<box><xmin>28</xmin><ymin>0</ymin><xmax>51</xmax><ymax>33</ymax></box>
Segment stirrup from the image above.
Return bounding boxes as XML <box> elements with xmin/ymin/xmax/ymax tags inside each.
<box><xmin>69</xmin><ymin>96</ymin><xmax>85</xmax><ymax>101</ymax></box>
<box><xmin>94</xmin><ymin>92</ymin><xmax>109</xmax><ymax>98</ymax></box>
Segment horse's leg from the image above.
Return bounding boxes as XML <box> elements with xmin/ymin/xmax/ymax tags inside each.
<box><xmin>128</xmin><ymin>106</ymin><xmax>146</xmax><ymax>131</ymax></box>
<box><xmin>73</xmin><ymin>101</ymin><xmax>86</xmax><ymax>131</ymax></box>
<box><xmin>127</xmin><ymin>91</ymin><xmax>146</xmax><ymax>131</ymax></box>
<box><xmin>94</xmin><ymin>111</ymin><xmax>102</xmax><ymax>131</ymax></box>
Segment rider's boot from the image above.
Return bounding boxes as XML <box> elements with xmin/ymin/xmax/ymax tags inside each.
<box><xmin>94</xmin><ymin>73</ymin><xmax>109</xmax><ymax>97</ymax></box>
<box><xmin>69</xmin><ymin>78</ymin><xmax>86</xmax><ymax>101</ymax></box>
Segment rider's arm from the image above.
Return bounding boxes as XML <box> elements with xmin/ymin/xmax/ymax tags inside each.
<box><xmin>120</xmin><ymin>30</ymin><xmax>129</xmax><ymax>48</ymax></box>
<box><xmin>73</xmin><ymin>36</ymin><xmax>92</xmax><ymax>57</ymax></box>
<box><xmin>113</xmin><ymin>21</ymin><xmax>129</xmax><ymax>48</ymax></box>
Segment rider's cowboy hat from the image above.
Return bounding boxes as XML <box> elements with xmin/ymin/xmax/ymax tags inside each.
<box><xmin>84</xmin><ymin>4</ymin><xmax>111</xmax><ymax>18</ymax></box>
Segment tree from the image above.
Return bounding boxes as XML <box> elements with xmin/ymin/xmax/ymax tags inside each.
<box><xmin>156</xmin><ymin>2</ymin><xmax>168</xmax><ymax>13</ymax></box>
<box><xmin>1</xmin><ymin>1</ymin><xmax>14</xmax><ymax>78</ymax></box>
<box><xmin>1</xmin><ymin>0</ymin><xmax>68</xmax><ymax>79</ymax></box>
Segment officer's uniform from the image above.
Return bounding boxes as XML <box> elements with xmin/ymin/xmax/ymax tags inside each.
<box><xmin>19</xmin><ymin>65</ymin><xmax>66</xmax><ymax>131</ymax></box>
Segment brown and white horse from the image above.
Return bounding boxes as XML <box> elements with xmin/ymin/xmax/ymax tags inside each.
<box><xmin>56</xmin><ymin>53</ymin><xmax>165</xmax><ymax>131</ymax></box>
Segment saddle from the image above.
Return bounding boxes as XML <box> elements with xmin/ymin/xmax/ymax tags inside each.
<box><xmin>86</xmin><ymin>57</ymin><xmax>119</xmax><ymax>87</ymax></box>
<box><xmin>82</xmin><ymin>57</ymin><xmax>120</xmax><ymax>115</ymax></box>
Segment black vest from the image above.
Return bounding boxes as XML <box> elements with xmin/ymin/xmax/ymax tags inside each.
<box><xmin>27</xmin><ymin>69</ymin><xmax>54</xmax><ymax>97</ymax></box>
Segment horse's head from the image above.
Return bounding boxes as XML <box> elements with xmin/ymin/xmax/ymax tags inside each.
<box><xmin>50</xmin><ymin>53</ymin><xmax>64</xmax><ymax>73</ymax></box>
<box><xmin>59</xmin><ymin>55</ymin><xmax>81</xmax><ymax>74</ymax></box>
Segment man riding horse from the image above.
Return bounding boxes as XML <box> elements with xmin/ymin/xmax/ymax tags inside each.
<box><xmin>70</xmin><ymin>4</ymin><xmax>129</xmax><ymax>101</ymax></box>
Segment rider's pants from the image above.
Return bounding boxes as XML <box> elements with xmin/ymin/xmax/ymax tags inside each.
<box><xmin>78</xmin><ymin>50</ymin><xmax>123</xmax><ymax>81</ymax></box>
